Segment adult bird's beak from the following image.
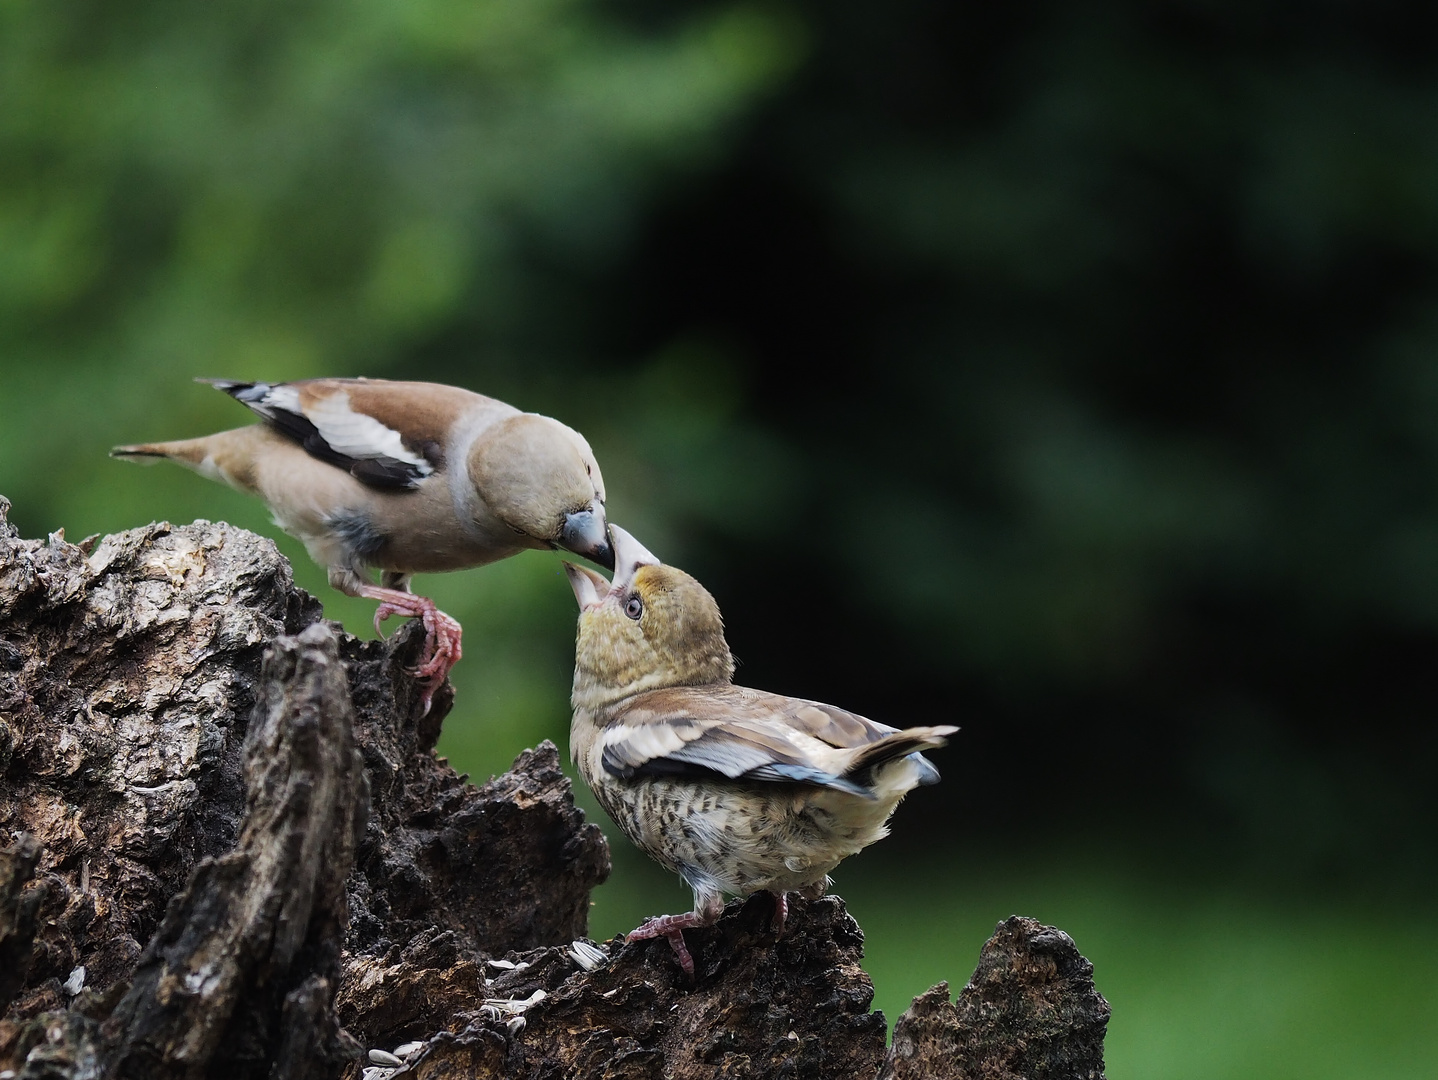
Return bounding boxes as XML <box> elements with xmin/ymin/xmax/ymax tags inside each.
<box><xmin>608</xmin><ymin>525</ymin><xmax>660</xmax><ymax>592</ymax></box>
<box><xmin>563</xmin><ymin>562</ymin><xmax>611</xmax><ymax>611</ymax></box>
<box><xmin>559</xmin><ymin>505</ymin><xmax>614</xmax><ymax>570</ymax></box>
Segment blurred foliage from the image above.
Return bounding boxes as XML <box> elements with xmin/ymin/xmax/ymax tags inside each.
<box><xmin>0</xmin><ymin>0</ymin><xmax>803</xmax><ymax>774</ymax></box>
<box><xmin>4</xmin><ymin>0</ymin><xmax>1438</xmax><ymax>1074</ymax></box>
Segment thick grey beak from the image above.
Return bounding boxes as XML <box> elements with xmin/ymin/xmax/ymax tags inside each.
<box><xmin>559</xmin><ymin>507</ymin><xmax>614</xmax><ymax>570</ymax></box>
<box><xmin>609</xmin><ymin>525</ymin><xmax>661</xmax><ymax>591</ymax></box>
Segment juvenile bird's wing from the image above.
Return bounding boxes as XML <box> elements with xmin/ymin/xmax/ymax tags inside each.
<box><xmin>201</xmin><ymin>378</ymin><xmax>512</xmax><ymax>489</ymax></box>
<box><xmin>601</xmin><ymin>686</ymin><xmax>955</xmax><ymax>798</ymax></box>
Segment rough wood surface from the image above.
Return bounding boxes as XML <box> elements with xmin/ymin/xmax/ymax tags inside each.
<box><xmin>0</xmin><ymin>835</ymin><xmax>44</xmax><ymax>1013</ymax></box>
<box><xmin>402</xmin><ymin>892</ymin><xmax>887</xmax><ymax>1079</ymax></box>
<box><xmin>880</xmin><ymin>916</ymin><xmax>1111</xmax><ymax>1080</ymax></box>
<box><xmin>0</xmin><ymin>495</ymin><xmax>1109</xmax><ymax>1078</ymax></box>
<box><xmin>104</xmin><ymin>622</ymin><xmax>367</xmax><ymax>1079</ymax></box>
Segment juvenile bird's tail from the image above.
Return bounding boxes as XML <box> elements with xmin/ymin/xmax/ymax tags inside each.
<box><xmin>844</xmin><ymin>724</ymin><xmax>959</xmax><ymax>785</ymax></box>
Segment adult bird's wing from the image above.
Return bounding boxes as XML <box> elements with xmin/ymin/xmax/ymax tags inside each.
<box><xmin>201</xmin><ymin>377</ymin><xmax>512</xmax><ymax>489</ymax></box>
<box><xmin>600</xmin><ymin>685</ymin><xmax>955</xmax><ymax>798</ymax></box>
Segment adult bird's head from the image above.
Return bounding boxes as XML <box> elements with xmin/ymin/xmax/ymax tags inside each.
<box><xmin>564</xmin><ymin>526</ymin><xmax>734</xmax><ymax>707</ymax></box>
<box><xmin>469</xmin><ymin>413</ymin><xmax>614</xmax><ymax>569</ymax></box>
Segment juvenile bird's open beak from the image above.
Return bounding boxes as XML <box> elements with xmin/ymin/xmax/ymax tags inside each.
<box><xmin>559</xmin><ymin>505</ymin><xmax>614</xmax><ymax>570</ymax></box>
<box><xmin>564</xmin><ymin>562</ymin><xmax>611</xmax><ymax>611</ymax></box>
<box><xmin>609</xmin><ymin>525</ymin><xmax>660</xmax><ymax>592</ymax></box>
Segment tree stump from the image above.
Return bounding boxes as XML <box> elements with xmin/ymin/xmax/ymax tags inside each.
<box><xmin>0</xmin><ymin>495</ymin><xmax>1109</xmax><ymax>1078</ymax></box>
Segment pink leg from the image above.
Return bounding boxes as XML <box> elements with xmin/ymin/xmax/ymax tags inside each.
<box><xmin>770</xmin><ymin>891</ymin><xmax>789</xmax><ymax>937</ymax></box>
<box><xmin>354</xmin><ymin>584</ymin><xmax>463</xmax><ymax>714</ymax></box>
<box><xmin>626</xmin><ymin>911</ymin><xmax>713</xmax><ymax>978</ymax></box>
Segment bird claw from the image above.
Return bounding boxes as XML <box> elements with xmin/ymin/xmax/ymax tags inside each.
<box><xmin>372</xmin><ymin>603</ymin><xmax>403</xmax><ymax>638</ymax></box>
<box><xmin>626</xmin><ymin>912</ymin><xmax>706</xmax><ymax>978</ymax></box>
<box><xmin>405</xmin><ymin>609</ymin><xmax>463</xmax><ymax>715</ymax></box>
<box><xmin>411</xmin><ymin>610</ymin><xmax>463</xmax><ymax>677</ymax></box>
<box><xmin>770</xmin><ymin>891</ymin><xmax>789</xmax><ymax>938</ymax></box>
<box><xmin>356</xmin><ymin>586</ymin><xmax>464</xmax><ymax>714</ymax></box>
<box><xmin>664</xmin><ymin>931</ymin><xmax>695</xmax><ymax>978</ymax></box>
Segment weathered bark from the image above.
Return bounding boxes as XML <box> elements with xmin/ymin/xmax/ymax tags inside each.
<box><xmin>0</xmin><ymin>495</ymin><xmax>1109</xmax><ymax>1078</ymax></box>
<box><xmin>880</xmin><ymin>916</ymin><xmax>1111</xmax><ymax>1080</ymax></box>
<box><xmin>104</xmin><ymin>622</ymin><xmax>367</xmax><ymax>1079</ymax></box>
<box><xmin>0</xmin><ymin>835</ymin><xmax>44</xmax><ymax>1013</ymax></box>
<box><xmin>403</xmin><ymin>891</ymin><xmax>888</xmax><ymax>1079</ymax></box>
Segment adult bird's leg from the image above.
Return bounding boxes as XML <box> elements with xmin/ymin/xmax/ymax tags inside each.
<box><xmin>338</xmin><ymin>569</ymin><xmax>462</xmax><ymax>713</ymax></box>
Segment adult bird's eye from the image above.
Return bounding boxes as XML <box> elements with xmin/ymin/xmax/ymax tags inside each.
<box><xmin>624</xmin><ymin>595</ymin><xmax>643</xmax><ymax>620</ymax></box>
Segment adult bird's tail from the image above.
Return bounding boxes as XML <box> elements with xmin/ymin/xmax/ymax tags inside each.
<box><xmin>110</xmin><ymin>430</ymin><xmax>263</xmax><ymax>493</ymax></box>
<box><xmin>110</xmin><ymin>439</ymin><xmax>211</xmax><ymax>468</ymax></box>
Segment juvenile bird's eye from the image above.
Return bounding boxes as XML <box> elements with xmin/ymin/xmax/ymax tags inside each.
<box><xmin>624</xmin><ymin>595</ymin><xmax>643</xmax><ymax>620</ymax></box>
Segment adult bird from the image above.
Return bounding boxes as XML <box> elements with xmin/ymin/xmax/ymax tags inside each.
<box><xmin>114</xmin><ymin>377</ymin><xmax>613</xmax><ymax>710</ymax></box>
<box><xmin>564</xmin><ymin>526</ymin><xmax>956</xmax><ymax>976</ymax></box>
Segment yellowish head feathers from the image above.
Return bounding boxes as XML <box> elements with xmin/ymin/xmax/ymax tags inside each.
<box><xmin>569</xmin><ymin>559</ymin><xmax>735</xmax><ymax>709</ymax></box>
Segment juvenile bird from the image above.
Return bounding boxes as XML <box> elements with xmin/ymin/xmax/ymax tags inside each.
<box><xmin>564</xmin><ymin>527</ymin><xmax>957</xmax><ymax>977</ymax></box>
<box><xmin>114</xmin><ymin>377</ymin><xmax>613</xmax><ymax>710</ymax></box>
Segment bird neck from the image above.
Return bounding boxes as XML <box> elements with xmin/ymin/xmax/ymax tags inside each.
<box><xmin>570</xmin><ymin>669</ymin><xmax>665</xmax><ymax>715</ymax></box>
<box><xmin>571</xmin><ymin>665</ymin><xmax>728</xmax><ymax>716</ymax></box>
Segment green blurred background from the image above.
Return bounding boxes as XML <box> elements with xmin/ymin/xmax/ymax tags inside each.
<box><xmin>4</xmin><ymin>0</ymin><xmax>1438</xmax><ymax>1074</ymax></box>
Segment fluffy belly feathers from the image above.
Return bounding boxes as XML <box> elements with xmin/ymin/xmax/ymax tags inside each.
<box><xmin>586</xmin><ymin>767</ymin><xmax>908</xmax><ymax>901</ymax></box>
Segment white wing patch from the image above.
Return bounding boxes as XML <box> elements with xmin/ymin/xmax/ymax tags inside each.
<box><xmin>258</xmin><ymin>384</ymin><xmax>303</xmax><ymax>417</ymax></box>
<box><xmin>307</xmin><ymin>391</ymin><xmax>433</xmax><ymax>474</ymax></box>
<box><xmin>601</xmin><ymin>722</ymin><xmax>691</xmax><ymax>763</ymax></box>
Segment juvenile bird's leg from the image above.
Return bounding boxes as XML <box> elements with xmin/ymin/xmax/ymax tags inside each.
<box><xmin>626</xmin><ymin>891</ymin><xmax>724</xmax><ymax>979</ymax></box>
<box><xmin>625</xmin><ymin>911</ymin><xmax>708</xmax><ymax>978</ymax></box>
<box><xmin>770</xmin><ymin>891</ymin><xmax>789</xmax><ymax>937</ymax></box>
<box><xmin>772</xmin><ymin>879</ymin><xmax>829</xmax><ymax>938</ymax></box>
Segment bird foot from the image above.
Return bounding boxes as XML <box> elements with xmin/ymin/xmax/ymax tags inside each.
<box><xmin>360</xmin><ymin>586</ymin><xmax>464</xmax><ymax>714</ymax></box>
<box><xmin>626</xmin><ymin>911</ymin><xmax>710</xmax><ymax>978</ymax></box>
<box><xmin>770</xmin><ymin>891</ymin><xmax>789</xmax><ymax>938</ymax></box>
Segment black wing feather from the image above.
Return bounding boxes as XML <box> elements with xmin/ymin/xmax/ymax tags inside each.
<box><xmin>602</xmin><ymin>720</ymin><xmax>875</xmax><ymax>798</ymax></box>
<box><xmin>203</xmin><ymin>378</ymin><xmax>427</xmax><ymax>489</ymax></box>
